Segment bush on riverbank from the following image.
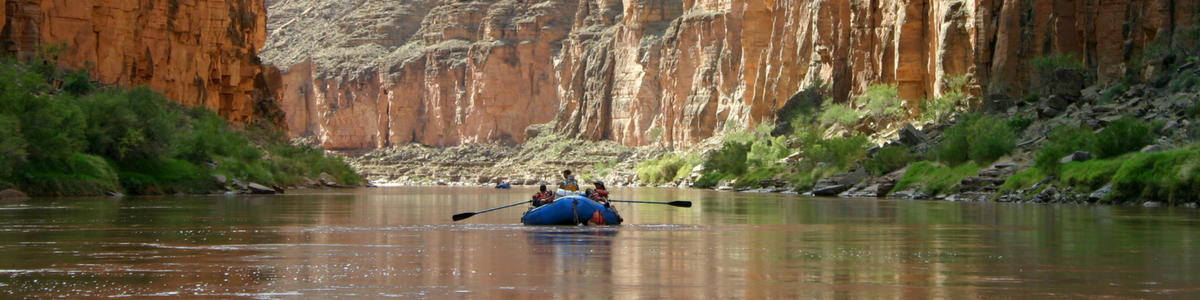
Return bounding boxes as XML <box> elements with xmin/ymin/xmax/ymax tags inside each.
<box><xmin>933</xmin><ymin>113</ymin><xmax>1017</xmax><ymax>166</ymax></box>
<box><xmin>0</xmin><ymin>54</ymin><xmax>362</xmax><ymax>196</ymax></box>
<box><xmin>636</xmin><ymin>153</ymin><xmax>699</xmax><ymax>184</ymax></box>
<box><xmin>1034</xmin><ymin>116</ymin><xmax>1157</xmax><ymax>175</ymax></box>
<box><xmin>1002</xmin><ymin>146</ymin><xmax>1200</xmax><ymax>204</ymax></box>
<box><xmin>894</xmin><ymin>161</ymin><xmax>980</xmax><ymax>196</ymax></box>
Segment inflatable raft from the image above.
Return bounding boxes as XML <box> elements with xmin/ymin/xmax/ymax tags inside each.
<box><xmin>521</xmin><ymin>196</ymin><xmax>622</xmax><ymax>226</ymax></box>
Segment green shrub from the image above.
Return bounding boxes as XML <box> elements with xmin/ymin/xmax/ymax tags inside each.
<box><xmin>118</xmin><ymin>158</ymin><xmax>215</xmax><ymax>195</ymax></box>
<box><xmin>0</xmin><ymin>51</ymin><xmax>363</xmax><ymax>195</ymax></box>
<box><xmin>1031</xmin><ymin>53</ymin><xmax>1085</xmax><ymax>75</ymax></box>
<box><xmin>998</xmin><ymin>167</ymin><xmax>1048</xmax><ymax>194</ymax></box>
<box><xmin>1059</xmin><ymin>159</ymin><xmax>1123</xmax><ymax>192</ymax></box>
<box><xmin>818</xmin><ymin>98</ymin><xmax>860</xmax><ymax>127</ymax></box>
<box><xmin>1107</xmin><ymin>148</ymin><xmax>1200</xmax><ymax>204</ymax></box>
<box><xmin>1022</xmin><ymin>94</ymin><xmax>1040</xmax><ymax>103</ymax></box>
<box><xmin>1098</xmin><ymin>83</ymin><xmax>1127</xmax><ymax>104</ymax></box>
<box><xmin>920</xmin><ymin>76</ymin><xmax>967</xmax><ymax>123</ymax></box>
<box><xmin>703</xmin><ymin>141</ymin><xmax>752</xmax><ymax>176</ymax></box>
<box><xmin>62</xmin><ymin>69</ymin><xmax>95</xmax><ymax>96</ymax></box>
<box><xmin>1168</xmin><ymin>72</ymin><xmax>1199</xmax><ymax>93</ymax></box>
<box><xmin>735</xmin><ymin>166</ymin><xmax>784</xmax><ymax>188</ymax></box>
<box><xmin>856</xmin><ymin>84</ymin><xmax>905</xmax><ymax>121</ymax></box>
<box><xmin>1093</xmin><ymin>117</ymin><xmax>1155</xmax><ymax>159</ymax></box>
<box><xmin>637</xmin><ymin>154</ymin><xmax>691</xmax><ymax>184</ymax></box>
<box><xmin>1035</xmin><ymin>125</ymin><xmax>1097</xmax><ymax>174</ymax></box>
<box><xmin>79</xmin><ymin>87</ymin><xmax>180</xmax><ymax>161</ymax></box>
<box><xmin>1007</xmin><ymin>116</ymin><xmax>1034</xmax><ymax>134</ymax></box>
<box><xmin>934</xmin><ymin>114</ymin><xmax>1017</xmax><ymax>166</ymax></box>
<box><xmin>747</xmin><ymin>134</ymin><xmax>790</xmax><ymax>169</ymax></box>
<box><xmin>1189</xmin><ymin>98</ymin><xmax>1200</xmax><ymax>119</ymax></box>
<box><xmin>0</xmin><ymin>114</ymin><xmax>27</xmax><ymax>179</ymax></box>
<box><xmin>808</xmin><ymin>135</ymin><xmax>870</xmax><ymax>170</ymax></box>
<box><xmin>865</xmin><ymin>146</ymin><xmax>911</xmax><ymax>176</ymax></box>
<box><xmin>894</xmin><ymin>161</ymin><xmax>980</xmax><ymax>195</ymax></box>
<box><xmin>694</xmin><ymin>171</ymin><xmax>732</xmax><ymax>189</ymax></box>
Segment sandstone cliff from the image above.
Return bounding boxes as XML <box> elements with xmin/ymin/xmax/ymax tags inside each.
<box><xmin>1</xmin><ymin>0</ymin><xmax>277</xmax><ymax>124</ymax></box>
<box><xmin>264</xmin><ymin>0</ymin><xmax>1197</xmax><ymax>149</ymax></box>
<box><xmin>262</xmin><ymin>0</ymin><xmax>575</xmax><ymax>149</ymax></box>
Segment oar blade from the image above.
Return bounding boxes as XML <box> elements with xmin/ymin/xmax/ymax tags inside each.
<box><xmin>451</xmin><ymin>212</ymin><xmax>476</xmax><ymax>221</ymax></box>
<box><xmin>667</xmin><ymin>201</ymin><xmax>693</xmax><ymax>208</ymax></box>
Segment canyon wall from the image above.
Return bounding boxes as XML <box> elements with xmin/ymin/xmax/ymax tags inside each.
<box><xmin>1</xmin><ymin>0</ymin><xmax>276</xmax><ymax>124</ymax></box>
<box><xmin>264</xmin><ymin>0</ymin><xmax>1198</xmax><ymax>149</ymax></box>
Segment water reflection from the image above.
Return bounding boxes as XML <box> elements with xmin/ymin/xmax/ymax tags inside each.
<box><xmin>0</xmin><ymin>187</ymin><xmax>1197</xmax><ymax>299</ymax></box>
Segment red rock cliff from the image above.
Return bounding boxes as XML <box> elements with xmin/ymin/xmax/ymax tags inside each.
<box><xmin>1</xmin><ymin>0</ymin><xmax>275</xmax><ymax>124</ymax></box>
<box><xmin>264</xmin><ymin>0</ymin><xmax>1197</xmax><ymax>149</ymax></box>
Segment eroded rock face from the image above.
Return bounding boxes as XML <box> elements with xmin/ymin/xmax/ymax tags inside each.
<box><xmin>265</xmin><ymin>0</ymin><xmax>1196</xmax><ymax>149</ymax></box>
<box><xmin>1</xmin><ymin>0</ymin><xmax>276</xmax><ymax>124</ymax></box>
<box><xmin>262</xmin><ymin>0</ymin><xmax>573</xmax><ymax>149</ymax></box>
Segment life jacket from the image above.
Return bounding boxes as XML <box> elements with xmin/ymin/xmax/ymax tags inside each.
<box><xmin>562</xmin><ymin>178</ymin><xmax>579</xmax><ymax>191</ymax></box>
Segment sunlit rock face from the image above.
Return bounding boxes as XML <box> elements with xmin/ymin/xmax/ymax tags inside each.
<box><xmin>1</xmin><ymin>0</ymin><xmax>276</xmax><ymax>124</ymax></box>
<box><xmin>263</xmin><ymin>0</ymin><xmax>1196</xmax><ymax>149</ymax></box>
<box><xmin>262</xmin><ymin>0</ymin><xmax>574</xmax><ymax>149</ymax></box>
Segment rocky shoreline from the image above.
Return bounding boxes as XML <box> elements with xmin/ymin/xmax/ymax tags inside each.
<box><xmin>346</xmin><ymin>67</ymin><xmax>1200</xmax><ymax>208</ymax></box>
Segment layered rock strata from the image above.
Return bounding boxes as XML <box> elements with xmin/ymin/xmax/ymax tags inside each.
<box><xmin>1</xmin><ymin>0</ymin><xmax>276</xmax><ymax>124</ymax></box>
<box><xmin>262</xmin><ymin>0</ymin><xmax>574</xmax><ymax>149</ymax></box>
<box><xmin>264</xmin><ymin>0</ymin><xmax>1197</xmax><ymax>149</ymax></box>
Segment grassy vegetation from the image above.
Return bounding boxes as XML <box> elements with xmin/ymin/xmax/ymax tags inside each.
<box><xmin>893</xmin><ymin>161</ymin><xmax>980</xmax><ymax>196</ymax></box>
<box><xmin>1034</xmin><ymin>116</ymin><xmax>1156</xmax><ymax>175</ymax></box>
<box><xmin>1003</xmin><ymin>147</ymin><xmax>1200</xmax><ymax>205</ymax></box>
<box><xmin>865</xmin><ymin>146</ymin><xmax>911</xmax><ymax>176</ymax></box>
<box><xmin>0</xmin><ymin>52</ymin><xmax>361</xmax><ymax>196</ymax></box>
<box><xmin>919</xmin><ymin>76</ymin><xmax>967</xmax><ymax>123</ymax></box>
<box><xmin>1031</xmin><ymin>53</ymin><xmax>1085</xmax><ymax>75</ymax></box>
<box><xmin>636</xmin><ymin>153</ymin><xmax>699</xmax><ymax>184</ymax></box>
<box><xmin>933</xmin><ymin>113</ymin><xmax>1017</xmax><ymax>166</ymax></box>
<box><xmin>1097</xmin><ymin>83</ymin><xmax>1127</xmax><ymax>104</ymax></box>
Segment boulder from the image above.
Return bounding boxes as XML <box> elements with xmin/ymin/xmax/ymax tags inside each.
<box><xmin>982</xmin><ymin>93</ymin><xmax>1015</xmax><ymax>113</ymax></box>
<box><xmin>319</xmin><ymin>172</ymin><xmax>341</xmax><ymax>187</ymax></box>
<box><xmin>213</xmin><ymin>175</ymin><xmax>227</xmax><ymax>185</ymax></box>
<box><xmin>1089</xmin><ymin>184</ymin><xmax>1113</xmax><ymax>201</ymax></box>
<box><xmin>1059</xmin><ymin>151</ymin><xmax>1093</xmax><ymax>164</ymax></box>
<box><xmin>246</xmin><ymin>183</ymin><xmax>277</xmax><ymax>194</ymax></box>
<box><xmin>1141</xmin><ymin>145</ymin><xmax>1162</xmax><ymax>153</ymax></box>
<box><xmin>1080</xmin><ymin>85</ymin><xmax>1101</xmax><ymax>103</ymax></box>
<box><xmin>0</xmin><ymin>189</ymin><xmax>30</xmax><ymax>200</ymax></box>
<box><xmin>812</xmin><ymin>184</ymin><xmax>851</xmax><ymax>196</ymax></box>
<box><xmin>303</xmin><ymin>177</ymin><xmax>320</xmax><ymax>187</ymax></box>
<box><xmin>1049</xmin><ymin>68</ymin><xmax>1085</xmax><ymax>98</ymax></box>
<box><xmin>897</xmin><ymin>124</ymin><xmax>928</xmax><ymax>146</ymax></box>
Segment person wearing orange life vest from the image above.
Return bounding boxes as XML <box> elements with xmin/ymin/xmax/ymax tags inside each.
<box><xmin>588</xmin><ymin>181</ymin><xmax>610</xmax><ymax>204</ymax></box>
<box><xmin>560</xmin><ymin>170</ymin><xmax>579</xmax><ymax>192</ymax></box>
<box><xmin>531</xmin><ymin>184</ymin><xmax>554</xmax><ymax>207</ymax></box>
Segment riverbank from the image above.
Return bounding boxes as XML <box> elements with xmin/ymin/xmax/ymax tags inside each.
<box><xmin>351</xmin><ymin>56</ymin><xmax>1200</xmax><ymax>207</ymax></box>
<box><xmin>0</xmin><ymin>54</ymin><xmax>362</xmax><ymax>197</ymax></box>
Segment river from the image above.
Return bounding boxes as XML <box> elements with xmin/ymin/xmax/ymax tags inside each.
<box><xmin>1</xmin><ymin>186</ymin><xmax>1198</xmax><ymax>299</ymax></box>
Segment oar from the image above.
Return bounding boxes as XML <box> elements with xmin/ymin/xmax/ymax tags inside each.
<box><xmin>608</xmin><ymin>199</ymin><xmax>692</xmax><ymax>207</ymax></box>
<box><xmin>452</xmin><ymin>200</ymin><xmax>530</xmax><ymax>221</ymax></box>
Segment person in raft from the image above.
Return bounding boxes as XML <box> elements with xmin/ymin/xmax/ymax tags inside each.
<box><xmin>560</xmin><ymin>170</ymin><xmax>580</xmax><ymax>191</ymax></box>
<box><xmin>589</xmin><ymin>181</ymin><xmax>610</xmax><ymax>204</ymax></box>
<box><xmin>531</xmin><ymin>184</ymin><xmax>554</xmax><ymax>207</ymax></box>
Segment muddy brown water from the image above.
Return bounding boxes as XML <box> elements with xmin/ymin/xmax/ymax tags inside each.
<box><xmin>1</xmin><ymin>186</ymin><xmax>1198</xmax><ymax>299</ymax></box>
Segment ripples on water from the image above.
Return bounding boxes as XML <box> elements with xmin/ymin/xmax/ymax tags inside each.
<box><xmin>0</xmin><ymin>187</ymin><xmax>1198</xmax><ymax>299</ymax></box>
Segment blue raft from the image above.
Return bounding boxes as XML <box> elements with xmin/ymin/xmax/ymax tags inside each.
<box><xmin>521</xmin><ymin>196</ymin><xmax>622</xmax><ymax>226</ymax></box>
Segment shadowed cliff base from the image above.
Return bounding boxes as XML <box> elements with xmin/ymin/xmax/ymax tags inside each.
<box><xmin>0</xmin><ymin>53</ymin><xmax>363</xmax><ymax>197</ymax></box>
